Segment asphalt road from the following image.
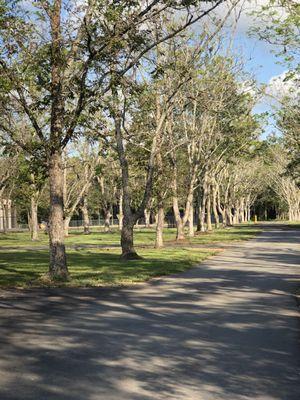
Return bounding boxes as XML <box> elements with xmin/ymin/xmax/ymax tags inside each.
<box><xmin>0</xmin><ymin>225</ymin><xmax>300</xmax><ymax>400</ymax></box>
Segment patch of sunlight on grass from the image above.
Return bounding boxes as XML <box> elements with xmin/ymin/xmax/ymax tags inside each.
<box><xmin>0</xmin><ymin>224</ymin><xmax>260</xmax><ymax>288</ymax></box>
<box><xmin>0</xmin><ymin>247</ymin><xmax>218</xmax><ymax>288</ymax></box>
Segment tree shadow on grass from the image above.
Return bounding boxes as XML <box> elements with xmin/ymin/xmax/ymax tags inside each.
<box><xmin>0</xmin><ymin>248</ymin><xmax>211</xmax><ymax>287</ymax></box>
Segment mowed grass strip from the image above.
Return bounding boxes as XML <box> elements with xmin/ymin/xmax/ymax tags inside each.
<box><xmin>0</xmin><ymin>247</ymin><xmax>217</xmax><ymax>288</ymax></box>
<box><xmin>0</xmin><ymin>225</ymin><xmax>260</xmax><ymax>248</ymax></box>
<box><xmin>0</xmin><ymin>225</ymin><xmax>260</xmax><ymax>288</ymax></box>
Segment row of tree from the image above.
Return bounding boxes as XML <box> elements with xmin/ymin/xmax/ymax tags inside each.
<box><xmin>0</xmin><ymin>0</ymin><xmax>299</xmax><ymax>280</ymax></box>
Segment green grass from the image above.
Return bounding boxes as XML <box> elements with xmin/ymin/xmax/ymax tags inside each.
<box><xmin>0</xmin><ymin>225</ymin><xmax>260</xmax><ymax>248</ymax></box>
<box><xmin>0</xmin><ymin>247</ymin><xmax>218</xmax><ymax>288</ymax></box>
<box><xmin>0</xmin><ymin>225</ymin><xmax>260</xmax><ymax>288</ymax></box>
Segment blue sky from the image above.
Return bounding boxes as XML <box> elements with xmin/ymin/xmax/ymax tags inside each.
<box><xmin>234</xmin><ymin>33</ymin><xmax>286</xmax><ymax>136</ymax></box>
<box><xmin>236</xmin><ymin>36</ymin><xmax>285</xmax><ymax>86</ymax></box>
<box><xmin>226</xmin><ymin>2</ymin><xmax>289</xmax><ymax>138</ymax></box>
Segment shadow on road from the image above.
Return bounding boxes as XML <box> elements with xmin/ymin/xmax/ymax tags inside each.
<box><xmin>0</xmin><ymin>226</ymin><xmax>299</xmax><ymax>400</ymax></box>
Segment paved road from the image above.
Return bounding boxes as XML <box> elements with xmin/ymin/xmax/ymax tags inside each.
<box><xmin>0</xmin><ymin>225</ymin><xmax>299</xmax><ymax>400</ymax></box>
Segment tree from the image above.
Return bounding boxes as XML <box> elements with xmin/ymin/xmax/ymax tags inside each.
<box><xmin>267</xmin><ymin>144</ymin><xmax>300</xmax><ymax>220</ymax></box>
<box><xmin>276</xmin><ymin>93</ymin><xmax>300</xmax><ymax>184</ymax></box>
<box><xmin>63</xmin><ymin>140</ymin><xmax>101</xmax><ymax>235</ymax></box>
<box><xmin>0</xmin><ymin>0</ymin><xmax>231</xmax><ymax>277</ymax></box>
<box><xmin>0</xmin><ymin>146</ymin><xmax>20</xmax><ymax>232</ymax></box>
<box><xmin>13</xmin><ymin>155</ymin><xmax>47</xmax><ymax>240</ymax></box>
<box><xmin>250</xmin><ymin>0</ymin><xmax>300</xmax><ymax>72</ymax></box>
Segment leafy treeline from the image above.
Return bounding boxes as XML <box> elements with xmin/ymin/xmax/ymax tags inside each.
<box><xmin>0</xmin><ymin>0</ymin><xmax>299</xmax><ymax>280</ymax></box>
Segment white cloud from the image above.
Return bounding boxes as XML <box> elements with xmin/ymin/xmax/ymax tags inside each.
<box><xmin>267</xmin><ymin>71</ymin><xmax>300</xmax><ymax>101</ymax></box>
<box><xmin>213</xmin><ymin>0</ymin><xmax>288</xmax><ymax>36</ymax></box>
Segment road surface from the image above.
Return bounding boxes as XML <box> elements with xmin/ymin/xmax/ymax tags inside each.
<box><xmin>0</xmin><ymin>225</ymin><xmax>299</xmax><ymax>399</ymax></box>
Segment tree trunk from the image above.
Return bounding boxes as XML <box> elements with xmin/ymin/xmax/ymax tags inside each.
<box><xmin>196</xmin><ymin>205</ymin><xmax>201</xmax><ymax>232</ymax></box>
<box><xmin>48</xmin><ymin>2</ymin><xmax>68</xmax><ymax>278</ymax></box>
<box><xmin>121</xmin><ymin>216</ymin><xmax>141</xmax><ymax>259</ymax></box>
<box><xmin>155</xmin><ymin>205</ymin><xmax>164</xmax><ymax>248</ymax></box>
<box><xmin>233</xmin><ymin>206</ymin><xmax>239</xmax><ymax>224</ymax></box>
<box><xmin>81</xmin><ymin>196</ymin><xmax>90</xmax><ymax>234</ymax></box>
<box><xmin>206</xmin><ymin>192</ymin><xmax>212</xmax><ymax>231</ymax></box>
<box><xmin>0</xmin><ymin>201</ymin><xmax>4</xmax><ymax>231</ymax></box>
<box><xmin>240</xmin><ymin>198</ymin><xmax>245</xmax><ymax>223</ymax></box>
<box><xmin>104</xmin><ymin>208</ymin><xmax>112</xmax><ymax>232</ymax></box>
<box><xmin>114</xmin><ymin>89</ymin><xmax>162</xmax><ymax>258</ymax></box>
<box><xmin>117</xmin><ymin>191</ymin><xmax>123</xmax><ymax>231</ymax></box>
<box><xmin>2</xmin><ymin>201</ymin><xmax>7</xmax><ymax>233</ymax></box>
<box><xmin>188</xmin><ymin>203</ymin><xmax>194</xmax><ymax>237</ymax></box>
<box><xmin>115</xmin><ymin>114</ymin><xmax>141</xmax><ymax>259</ymax></box>
<box><xmin>64</xmin><ymin>216</ymin><xmax>71</xmax><ymax>236</ymax></box>
<box><xmin>144</xmin><ymin>208</ymin><xmax>151</xmax><ymax>228</ymax></box>
<box><xmin>225</xmin><ymin>206</ymin><xmax>233</xmax><ymax>226</ymax></box>
<box><xmin>173</xmin><ymin>196</ymin><xmax>185</xmax><ymax>240</ymax></box>
<box><xmin>195</xmin><ymin>188</ymin><xmax>202</xmax><ymax>231</ymax></box>
<box><xmin>12</xmin><ymin>206</ymin><xmax>17</xmax><ymax>228</ymax></box>
<box><xmin>48</xmin><ymin>151</ymin><xmax>68</xmax><ymax>278</ymax></box>
<box><xmin>212</xmin><ymin>184</ymin><xmax>220</xmax><ymax>229</ymax></box>
<box><xmin>200</xmin><ymin>187</ymin><xmax>207</xmax><ymax>232</ymax></box>
<box><xmin>199</xmin><ymin>205</ymin><xmax>206</xmax><ymax>232</ymax></box>
<box><xmin>197</xmin><ymin>174</ymin><xmax>208</xmax><ymax>232</ymax></box>
<box><xmin>30</xmin><ymin>195</ymin><xmax>39</xmax><ymax>241</ymax></box>
<box><xmin>216</xmin><ymin>192</ymin><xmax>226</xmax><ymax>227</ymax></box>
<box><xmin>6</xmin><ymin>199</ymin><xmax>12</xmax><ymax>230</ymax></box>
<box><xmin>27</xmin><ymin>211</ymin><xmax>31</xmax><ymax>234</ymax></box>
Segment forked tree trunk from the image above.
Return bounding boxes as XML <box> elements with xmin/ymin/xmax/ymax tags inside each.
<box><xmin>48</xmin><ymin>151</ymin><xmax>68</xmax><ymax>278</ymax></box>
<box><xmin>155</xmin><ymin>204</ymin><xmax>165</xmax><ymax>248</ymax></box>
<box><xmin>172</xmin><ymin>176</ymin><xmax>195</xmax><ymax>241</ymax></box>
<box><xmin>114</xmin><ymin>87</ymin><xmax>164</xmax><ymax>258</ymax></box>
<box><xmin>81</xmin><ymin>196</ymin><xmax>90</xmax><ymax>234</ymax></box>
<box><xmin>30</xmin><ymin>195</ymin><xmax>39</xmax><ymax>241</ymax></box>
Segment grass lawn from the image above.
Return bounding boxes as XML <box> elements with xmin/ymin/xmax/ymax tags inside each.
<box><xmin>0</xmin><ymin>225</ymin><xmax>261</xmax><ymax>288</ymax></box>
<box><xmin>0</xmin><ymin>225</ymin><xmax>260</xmax><ymax>247</ymax></box>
